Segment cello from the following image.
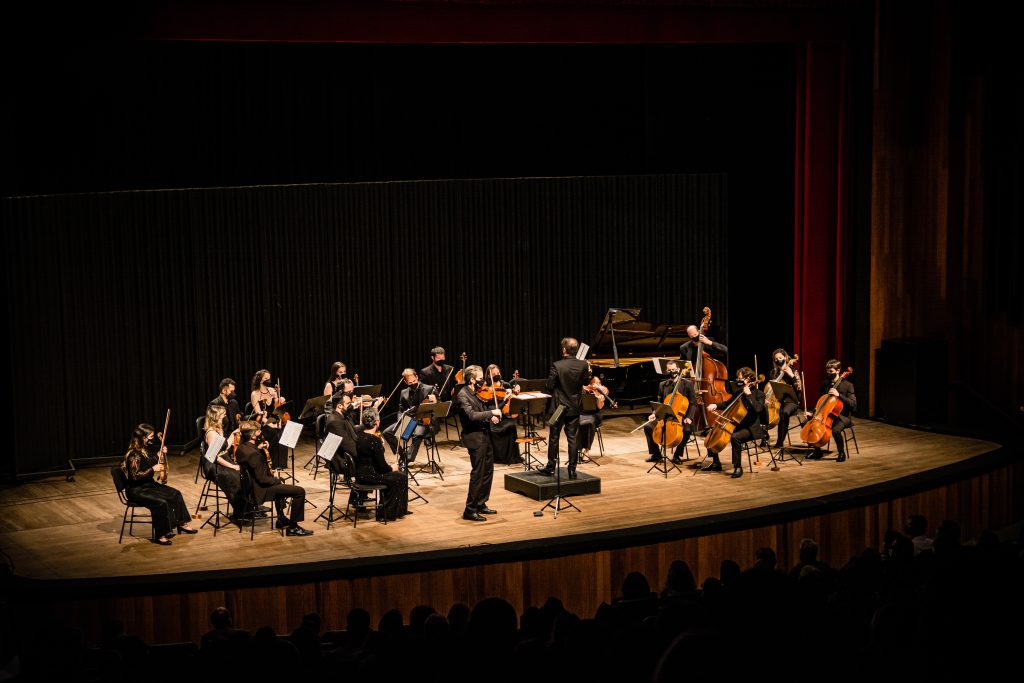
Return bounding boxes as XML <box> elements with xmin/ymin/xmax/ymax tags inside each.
<box><xmin>651</xmin><ymin>369</ymin><xmax>689</xmax><ymax>450</ymax></box>
<box><xmin>703</xmin><ymin>376</ymin><xmax>753</xmax><ymax>455</ymax></box>
<box><xmin>800</xmin><ymin>367</ymin><xmax>853</xmax><ymax>448</ymax></box>
<box><xmin>690</xmin><ymin>307</ymin><xmax>731</xmax><ymax>431</ymax></box>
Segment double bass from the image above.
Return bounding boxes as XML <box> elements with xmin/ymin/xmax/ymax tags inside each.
<box><xmin>690</xmin><ymin>307</ymin><xmax>731</xmax><ymax>431</ymax></box>
<box><xmin>800</xmin><ymin>367</ymin><xmax>853</xmax><ymax>448</ymax></box>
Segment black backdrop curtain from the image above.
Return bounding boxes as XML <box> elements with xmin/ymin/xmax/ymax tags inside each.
<box><xmin>5</xmin><ymin>173</ymin><xmax>726</xmax><ymax>475</ymax></box>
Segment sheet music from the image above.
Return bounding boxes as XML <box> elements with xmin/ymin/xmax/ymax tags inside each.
<box><xmin>204</xmin><ymin>434</ymin><xmax>225</xmax><ymax>463</ymax></box>
<box><xmin>317</xmin><ymin>432</ymin><xmax>342</xmax><ymax>461</ymax></box>
<box><xmin>513</xmin><ymin>392</ymin><xmax>551</xmax><ymax>400</ymax></box>
<box><xmin>279</xmin><ymin>420</ymin><xmax>303</xmax><ymax>449</ymax></box>
<box><xmin>575</xmin><ymin>342</ymin><xmax>590</xmax><ymax>360</ymax></box>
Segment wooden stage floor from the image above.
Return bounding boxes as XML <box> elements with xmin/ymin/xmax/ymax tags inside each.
<box><xmin>0</xmin><ymin>417</ymin><xmax>1001</xmax><ymax>587</ymax></box>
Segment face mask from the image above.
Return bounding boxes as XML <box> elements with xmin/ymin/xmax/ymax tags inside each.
<box><xmin>775</xmin><ymin>358</ymin><xmax>786</xmax><ymax>367</ymax></box>
<box><xmin>337</xmin><ymin>372</ymin><xmax>345</xmax><ymax>379</ymax></box>
<box><xmin>228</xmin><ymin>392</ymin><xmax>237</xmax><ymax>401</ymax></box>
<box><xmin>493</xmin><ymin>374</ymin><xmax>501</xmax><ymax>381</ymax></box>
<box><xmin>263</xmin><ymin>379</ymin><xmax>273</xmax><ymax>387</ymax></box>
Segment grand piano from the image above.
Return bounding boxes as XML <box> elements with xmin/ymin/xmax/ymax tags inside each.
<box><xmin>587</xmin><ymin>308</ymin><xmax>690</xmax><ymax>405</ymax></box>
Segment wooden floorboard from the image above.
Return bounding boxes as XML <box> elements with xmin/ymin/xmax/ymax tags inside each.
<box><xmin>0</xmin><ymin>417</ymin><xmax>1001</xmax><ymax>584</ymax></box>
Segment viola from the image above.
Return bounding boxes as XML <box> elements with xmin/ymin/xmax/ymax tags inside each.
<box><xmin>583</xmin><ymin>376</ymin><xmax>617</xmax><ymax>410</ymax></box>
<box><xmin>800</xmin><ymin>367</ymin><xmax>853</xmax><ymax>448</ymax></box>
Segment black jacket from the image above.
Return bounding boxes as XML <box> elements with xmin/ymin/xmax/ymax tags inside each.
<box><xmin>456</xmin><ymin>384</ymin><xmax>495</xmax><ymax>450</ymax></box>
<box><xmin>546</xmin><ymin>357</ymin><xmax>591</xmax><ymax>416</ymax></box>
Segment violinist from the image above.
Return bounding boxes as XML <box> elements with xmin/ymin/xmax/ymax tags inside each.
<box><xmin>235</xmin><ymin>421</ymin><xmax>313</xmax><ymax>536</ymax></box>
<box><xmin>540</xmin><ymin>337</ymin><xmax>591</xmax><ymax>480</ymax></box>
<box><xmin>678</xmin><ymin>324</ymin><xmax>728</xmax><ymax>369</ymax></box>
<box><xmin>324</xmin><ymin>394</ymin><xmax>359</xmax><ymax>475</ymax></box>
<box><xmin>456</xmin><ymin>365</ymin><xmax>503</xmax><ymax>521</ymax></box>
<box><xmin>202</xmin><ymin>405</ymin><xmax>244</xmax><ymax>517</ymax></box>
<box><xmin>768</xmin><ymin>348</ymin><xmax>803</xmax><ymax>449</ymax></box>
<box><xmin>250</xmin><ymin>370</ymin><xmax>287</xmax><ymax>470</ymax></box>
<box><xmin>208</xmin><ymin>378</ymin><xmax>241</xmax><ymax>435</ymax></box>
<box><xmin>704</xmin><ymin>367</ymin><xmax>765</xmax><ymax>478</ymax></box>
<box><xmin>121</xmin><ymin>424</ymin><xmax>196</xmax><ymax>545</ymax></box>
<box><xmin>805</xmin><ymin>359</ymin><xmax>856</xmax><ymax>462</ymax></box>
<box><xmin>483</xmin><ymin>364</ymin><xmax>523</xmax><ymax>465</ymax></box>
<box><xmin>382</xmin><ymin>368</ymin><xmax>437</xmax><ymax>465</ymax></box>
<box><xmin>644</xmin><ymin>360</ymin><xmax>697</xmax><ymax>464</ymax></box>
<box><xmin>579</xmin><ymin>376</ymin><xmax>612</xmax><ymax>463</ymax></box>
<box><xmin>323</xmin><ymin>361</ymin><xmax>348</xmax><ymax>398</ymax></box>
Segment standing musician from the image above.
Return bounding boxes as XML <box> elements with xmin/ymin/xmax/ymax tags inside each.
<box><xmin>354</xmin><ymin>409</ymin><xmax>410</xmax><ymax>521</ymax></box>
<box><xmin>644</xmin><ymin>360</ymin><xmax>697</xmax><ymax>464</ymax></box>
<box><xmin>323</xmin><ymin>361</ymin><xmax>348</xmax><ymax>398</ymax></box>
<box><xmin>202</xmin><ymin>405</ymin><xmax>244</xmax><ymax>516</ymax></box>
<box><xmin>250</xmin><ymin>369</ymin><xmax>287</xmax><ymax>470</ymax></box>
<box><xmin>382</xmin><ymin>368</ymin><xmax>438</xmax><ymax>465</ymax></box>
<box><xmin>419</xmin><ymin>346</ymin><xmax>454</xmax><ymax>398</ymax></box>
<box><xmin>768</xmin><ymin>348</ymin><xmax>803</xmax><ymax>449</ymax></box>
<box><xmin>540</xmin><ymin>337</ymin><xmax>591</xmax><ymax>480</ymax></box>
<box><xmin>484</xmin><ymin>364</ymin><xmax>523</xmax><ymax>465</ymax></box>
<box><xmin>208</xmin><ymin>378</ymin><xmax>241</xmax><ymax>435</ymax></box>
<box><xmin>704</xmin><ymin>367</ymin><xmax>765</xmax><ymax>479</ymax></box>
<box><xmin>678</xmin><ymin>324</ymin><xmax>728</xmax><ymax>369</ymax></box>
<box><xmin>456</xmin><ymin>365</ymin><xmax>503</xmax><ymax>521</ymax></box>
<box><xmin>121</xmin><ymin>424</ymin><xmax>196</xmax><ymax>545</ymax></box>
<box><xmin>806</xmin><ymin>359</ymin><xmax>857</xmax><ymax>462</ymax></box>
<box><xmin>235</xmin><ymin>421</ymin><xmax>313</xmax><ymax>536</ymax></box>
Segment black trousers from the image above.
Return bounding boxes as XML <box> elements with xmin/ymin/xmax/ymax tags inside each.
<box><xmin>578</xmin><ymin>413</ymin><xmax>602</xmax><ymax>451</ymax></box>
<box><xmin>643</xmin><ymin>421</ymin><xmax>693</xmax><ymax>459</ymax></box>
<box><xmin>830</xmin><ymin>415</ymin><xmax>853</xmax><ymax>453</ymax></box>
<box><xmin>546</xmin><ymin>414</ymin><xmax>580</xmax><ymax>469</ymax></box>
<box><xmin>383</xmin><ymin>420</ymin><xmax>434</xmax><ymax>463</ymax></box>
<box><xmin>710</xmin><ymin>426</ymin><xmax>763</xmax><ymax>469</ymax></box>
<box><xmin>775</xmin><ymin>402</ymin><xmax>802</xmax><ymax>445</ymax></box>
<box><xmin>263</xmin><ymin>483</ymin><xmax>306</xmax><ymax>525</ymax></box>
<box><xmin>465</xmin><ymin>438</ymin><xmax>495</xmax><ymax>511</ymax></box>
<box><xmin>201</xmin><ymin>458</ymin><xmax>245</xmax><ymax>515</ymax></box>
<box><xmin>127</xmin><ymin>482</ymin><xmax>191</xmax><ymax>538</ymax></box>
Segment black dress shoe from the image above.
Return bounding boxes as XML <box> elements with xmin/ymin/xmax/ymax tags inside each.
<box><xmin>477</xmin><ymin>506</ymin><xmax>497</xmax><ymax>515</ymax></box>
<box><xmin>671</xmin><ymin>457</ymin><xmax>683</xmax><ymax>465</ymax></box>
<box><xmin>537</xmin><ymin>466</ymin><xmax>555</xmax><ymax>476</ymax></box>
<box><xmin>286</xmin><ymin>525</ymin><xmax>314</xmax><ymax>536</ymax></box>
<box><xmin>176</xmin><ymin>526</ymin><xmax>198</xmax><ymax>535</ymax></box>
<box><xmin>836</xmin><ymin>453</ymin><xmax>847</xmax><ymax>462</ymax></box>
<box><xmin>701</xmin><ymin>462</ymin><xmax>723</xmax><ymax>472</ymax></box>
<box><xmin>807</xmin><ymin>450</ymin><xmax>823</xmax><ymax>460</ymax></box>
<box><xmin>646</xmin><ymin>455</ymin><xmax>661</xmax><ymax>463</ymax></box>
<box><xmin>463</xmin><ymin>510</ymin><xmax>486</xmax><ymax>521</ymax></box>
<box><xmin>731</xmin><ymin>467</ymin><xmax>743</xmax><ymax>478</ymax></box>
<box><xmin>154</xmin><ymin>537</ymin><xmax>172</xmax><ymax>546</ymax></box>
<box><xmin>567</xmin><ymin>468</ymin><xmax>578</xmax><ymax>480</ymax></box>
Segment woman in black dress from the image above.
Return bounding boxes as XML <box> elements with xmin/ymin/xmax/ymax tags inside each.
<box><xmin>355</xmin><ymin>410</ymin><xmax>410</xmax><ymax>521</ymax></box>
<box><xmin>201</xmin><ymin>405</ymin><xmax>244</xmax><ymax>516</ymax></box>
<box><xmin>121</xmin><ymin>423</ymin><xmax>196</xmax><ymax>545</ymax></box>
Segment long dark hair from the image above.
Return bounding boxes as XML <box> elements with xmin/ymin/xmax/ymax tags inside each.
<box><xmin>128</xmin><ymin>423</ymin><xmax>155</xmax><ymax>453</ymax></box>
<box><xmin>251</xmin><ymin>369</ymin><xmax>270</xmax><ymax>393</ymax></box>
<box><xmin>327</xmin><ymin>361</ymin><xmax>345</xmax><ymax>384</ymax></box>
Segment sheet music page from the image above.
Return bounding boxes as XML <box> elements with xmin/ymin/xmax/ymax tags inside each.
<box><xmin>204</xmin><ymin>434</ymin><xmax>225</xmax><ymax>463</ymax></box>
<box><xmin>317</xmin><ymin>432</ymin><xmax>342</xmax><ymax>461</ymax></box>
<box><xmin>279</xmin><ymin>420</ymin><xmax>303</xmax><ymax>449</ymax></box>
<box><xmin>575</xmin><ymin>342</ymin><xmax>590</xmax><ymax>360</ymax></box>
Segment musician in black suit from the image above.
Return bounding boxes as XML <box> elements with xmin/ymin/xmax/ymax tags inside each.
<box><xmin>456</xmin><ymin>365</ymin><xmax>503</xmax><ymax>521</ymax></box>
<box><xmin>678</xmin><ymin>324</ymin><xmax>728</xmax><ymax>369</ymax></box>
<box><xmin>540</xmin><ymin>337</ymin><xmax>591</xmax><ymax>480</ymax></box>
<box><xmin>419</xmin><ymin>346</ymin><xmax>454</xmax><ymax>398</ymax></box>
<box><xmin>235</xmin><ymin>422</ymin><xmax>313</xmax><ymax>536</ymax></box>
<box><xmin>805</xmin><ymin>359</ymin><xmax>856</xmax><ymax>462</ymax></box>
<box><xmin>208</xmin><ymin>378</ymin><xmax>241</xmax><ymax>435</ymax></box>
<box><xmin>644</xmin><ymin>360</ymin><xmax>697</xmax><ymax>464</ymax></box>
<box><xmin>324</xmin><ymin>394</ymin><xmax>359</xmax><ymax>475</ymax></box>
<box><xmin>382</xmin><ymin>368</ymin><xmax>437</xmax><ymax>465</ymax></box>
<box><xmin>703</xmin><ymin>367</ymin><xmax>764</xmax><ymax>479</ymax></box>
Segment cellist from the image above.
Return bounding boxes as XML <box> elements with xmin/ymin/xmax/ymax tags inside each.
<box><xmin>644</xmin><ymin>360</ymin><xmax>697</xmax><ymax>464</ymax></box>
<box><xmin>704</xmin><ymin>367</ymin><xmax>765</xmax><ymax>478</ymax></box>
<box><xmin>805</xmin><ymin>359</ymin><xmax>857</xmax><ymax>462</ymax></box>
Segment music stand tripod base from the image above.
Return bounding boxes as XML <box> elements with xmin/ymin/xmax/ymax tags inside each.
<box><xmin>647</xmin><ymin>401</ymin><xmax>683</xmax><ymax>478</ymax></box>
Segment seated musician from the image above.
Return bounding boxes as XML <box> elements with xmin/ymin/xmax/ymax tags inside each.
<box><xmin>235</xmin><ymin>421</ymin><xmax>312</xmax><ymax>536</ymax></box>
<box><xmin>354</xmin><ymin>409</ymin><xmax>410</xmax><ymax>521</ymax></box>
<box><xmin>202</xmin><ymin>405</ymin><xmax>244</xmax><ymax>516</ymax></box>
<box><xmin>250</xmin><ymin>369</ymin><xmax>287</xmax><ymax>470</ymax></box>
<box><xmin>419</xmin><ymin>346</ymin><xmax>455</xmax><ymax>398</ymax></box>
<box><xmin>208</xmin><ymin>378</ymin><xmax>241</xmax><ymax>435</ymax></box>
<box><xmin>644</xmin><ymin>360</ymin><xmax>696</xmax><ymax>464</ymax></box>
<box><xmin>768</xmin><ymin>348</ymin><xmax>803</xmax><ymax>449</ymax></box>
<box><xmin>704</xmin><ymin>367</ymin><xmax>765</xmax><ymax>479</ymax></box>
<box><xmin>323</xmin><ymin>361</ymin><xmax>348</xmax><ymax>398</ymax></box>
<box><xmin>324</xmin><ymin>394</ymin><xmax>359</xmax><ymax>475</ymax></box>
<box><xmin>806</xmin><ymin>359</ymin><xmax>856</xmax><ymax>462</ymax></box>
<box><xmin>382</xmin><ymin>368</ymin><xmax>437</xmax><ymax>465</ymax></box>
<box><xmin>484</xmin><ymin>364</ymin><xmax>523</xmax><ymax>465</ymax></box>
<box><xmin>121</xmin><ymin>424</ymin><xmax>196</xmax><ymax>545</ymax></box>
<box><xmin>579</xmin><ymin>376</ymin><xmax>613</xmax><ymax>463</ymax></box>
<box><xmin>678</xmin><ymin>324</ymin><xmax>728</xmax><ymax>369</ymax></box>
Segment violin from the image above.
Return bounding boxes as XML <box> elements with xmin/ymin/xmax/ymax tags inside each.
<box><xmin>454</xmin><ymin>352</ymin><xmax>468</xmax><ymax>388</ymax></box>
<box><xmin>800</xmin><ymin>367</ymin><xmax>852</xmax><ymax>448</ymax></box>
<box><xmin>583</xmin><ymin>376</ymin><xmax>618</xmax><ymax>410</ymax></box>
<box><xmin>157</xmin><ymin>409</ymin><xmax>171</xmax><ymax>484</ymax></box>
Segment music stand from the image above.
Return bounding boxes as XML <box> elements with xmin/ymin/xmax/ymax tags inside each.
<box><xmin>313</xmin><ymin>433</ymin><xmax>346</xmax><ymax>529</ymax></box>
<box><xmin>278</xmin><ymin>420</ymin><xmax>315</xmax><ymax>509</ymax></box>
<box><xmin>410</xmin><ymin>401</ymin><xmax>451</xmax><ymax>480</ymax></box>
<box><xmin>510</xmin><ymin>392</ymin><xmax>550</xmax><ymax>471</ymax></box>
<box><xmin>769</xmin><ymin>381</ymin><xmax>805</xmax><ymax>467</ymax></box>
<box><xmin>647</xmin><ymin>401</ymin><xmax>683</xmax><ymax>477</ymax></box>
<box><xmin>537</xmin><ymin>408</ymin><xmax>580</xmax><ymax>518</ymax></box>
<box><xmin>514</xmin><ymin>379</ymin><xmax>548</xmax><ymax>392</ymax></box>
<box><xmin>353</xmin><ymin>384</ymin><xmax>382</xmax><ymax>398</ymax></box>
<box><xmin>298</xmin><ymin>395</ymin><xmax>330</xmax><ymax>420</ymax></box>
<box><xmin>199</xmin><ymin>435</ymin><xmax>232</xmax><ymax>534</ymax></box>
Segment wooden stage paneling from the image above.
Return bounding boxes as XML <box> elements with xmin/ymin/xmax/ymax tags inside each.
<box><xmin>1</xmin><ymin>417</ymin><xmax>1018</xmax><ymax>644</ymax></box>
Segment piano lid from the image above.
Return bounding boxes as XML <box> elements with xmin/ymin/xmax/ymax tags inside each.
<box><xmin>588</xmin><ymin>308</ymin><xmax>689</xmax><ymax>368</ymax></box>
